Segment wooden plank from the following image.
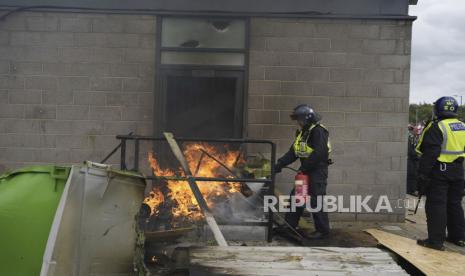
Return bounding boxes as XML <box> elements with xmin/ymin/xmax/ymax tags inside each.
<box><xmin>163</xmin><ymin>132</ymin><xmax>228</xmax><ymax>247</ymax></box>
<box><xmin>366</xmin><ymin>228</ymin><xmax>465</xmax><ymax>276</ymax></box>
<box><xmin>189</xmin><ymin>246</ymin><xmax>407</xmax><ymax>275</ymax></box>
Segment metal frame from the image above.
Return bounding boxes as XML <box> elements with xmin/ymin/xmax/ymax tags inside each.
<box><xmin>114</xmin><ymin>134</ymin><xmax>276</xmax><ymax>242</ymax></box>
<box><xmin>154</xmin><ymin>15</ymin><xmax>250</xmax><ymax>138</ymax></box>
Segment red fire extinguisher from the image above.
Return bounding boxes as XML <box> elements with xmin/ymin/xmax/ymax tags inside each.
<box><xmin>295</xmin><ymin>172</ymin><xmax>310</xmax><ymax>204</ymax></box>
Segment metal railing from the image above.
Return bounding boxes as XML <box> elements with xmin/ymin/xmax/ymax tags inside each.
<box><xmin>105</xmin><ymin>134</ymin><xmax>277</xmax><ymax>242</ymax></box>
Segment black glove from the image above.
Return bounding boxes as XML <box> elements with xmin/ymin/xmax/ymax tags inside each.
<box><xmin>274</xmin><ymin>161</ymin><xmax>283</xmax><ymax>173</ymax></box>
<box><xmin>417</xmin><ymin>174</ymin><xmax>431</xmax><ymax>195</ymax></box>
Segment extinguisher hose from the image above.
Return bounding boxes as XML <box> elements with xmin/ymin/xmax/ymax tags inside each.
<box><xmin>283</xmin><ymin>166</ymin><xmax>299</xmax><ymax>173</ymax></box>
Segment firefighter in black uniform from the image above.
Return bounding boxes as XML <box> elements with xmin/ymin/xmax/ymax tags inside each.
<box><xmin>416</xmin><ymin>96</ymin><xmax>465</xmax><ymax>250</ymax></box>
<box><xmin>275</xmin><ymin>104</ymin><xmax>331</xmax><ymax>239</ymax></box>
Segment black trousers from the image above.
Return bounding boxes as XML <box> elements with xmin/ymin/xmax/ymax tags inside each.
<box><xmin>285</xmin><ymin>168</ymin><xmax>330</xmax><ymax>234</ymax></box>
<box><xmin>425</xmin><ymin>161</ymin><xmax>465</xmax><ymax>245</ymax></box>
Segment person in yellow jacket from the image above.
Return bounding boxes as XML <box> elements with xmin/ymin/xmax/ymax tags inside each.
<box><xmin>416</xmin><ymin>96</ymin><xmax>465</xmax><ymax>250</ymax></box>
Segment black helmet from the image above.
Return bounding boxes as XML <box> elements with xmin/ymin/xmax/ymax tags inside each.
<box><xmin>434</xmin><ymin>96</ymin><xmax>458</xmax><ymax>118</ymax></box>
<box><xmin>290</xmin><ymin>104</ymin><xmax>320</xmax><ymax>125</ymax></box>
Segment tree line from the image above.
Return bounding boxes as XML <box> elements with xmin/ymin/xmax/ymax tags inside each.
<box><xmin>409</xmin><ymin>103</ymin><xmax>465</xmax><ymax>124</ymax></box>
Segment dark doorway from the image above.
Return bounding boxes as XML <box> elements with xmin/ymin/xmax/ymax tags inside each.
<box><xmin>158</xmin><ymin>69</ymin><xmax>244</xmax><ymax>139</ymax></box>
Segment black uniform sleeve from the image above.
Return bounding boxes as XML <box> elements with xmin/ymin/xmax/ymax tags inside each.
<box><xmin>277</xmin><ymin>145</ymin><xmax>298</xmax><ymax>168</ymax></box>
<box><xmin>417</xmin><ymin>122</ymin><xmax>442</xmax><ymax>176</ymax></box>
<box><xmin>300</xmin><ymin>126</ymin><xmax>329</xmax><ymax>170</ymax></box>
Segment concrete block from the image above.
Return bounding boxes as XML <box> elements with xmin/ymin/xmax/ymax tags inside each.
<box><xmin>10</xmin><ymin>62</ymin><xmax>42</xmax><ymax>75</ymax></box>
<box><xmin>264</xmin><ymin>95</ymin><xmax>328</xmax><ymax>111</ymax></box>
<box><xmin>103</xmin><ymin>121</ymin><xmax>137</xmax><ymax>135</ymax></box>
<box><xmin>60</xmin><ymin>17</ymin><xmax>91</xmax><ymax>32</ymax></box>
<box><xmin>25</xmin><ymin>105</ymin><xmax>56</xmax><ymax>119</ymax></box>
<box><xmin>18</xmin><ymin>47</ymin><xmax>59</xmax><ymax>63</ymax></box>
<box><xmin>138</xmin><ymin>64</ymin><xmax>155</xmax><ymax>78</ymax></box>
<box><xmin>73</xmin><ymin>91</ymin><xmax>106</xmax><ymax>105</ymax></box>
<box><xmin>313</xmin><ymin>83</ymin><xmax>345</xmax><ymax>97</ymax></box>
<box><xmin>56</xmin><ymin>134</ymin><xmax>88</xmax><ymax>149</ymax></box>
<box><xmin>246</xmin><ymin>124</ymin><xmax>263</xmax><ymax>139</ymax></box>
<box><xmin>249</xmin><ymin>80</ymin><xmax>281</xmax><ymax>95</ymax></box>
<box><xmin>26</xmin><ymin>16</ymin><xmax>58</xmax><ymax>31</ymax></box>
<box><xmin>346</xmin><ymin>84</ymin><xmax>378</xmax><ymax>97</ymax></box>
<box><xmin>296</xmin><ymin>68</ymin><xmax>330</xmax><ymax>81</ymax></box>
<box><xmin>377</xmin><ymin>142</ymin><xmax>407</xmax><ymax>157</ymax></box>
<box><xmin>328</xmin><ymin>126</ymin><xmax>360</xmax><ymax>141</ymax></box>
<box><xmin>345</xmin><ymin>113</ymin><xmax>378</xmax><ymax>127</ymax></box>
<box><xmin>0</xmin><ymin>104</ymin><xmax>24</xmax><ymax>118</ymax></box>
<box><xmin>108</xmin><ymin>64</ymin><xmax>139</xmax><ymax>77</ymax></box>
<box><xmin>313</xmin><ymin>53</ymin><xmax>346</xmax><ymax>67</ymax></box>
<box><xmin>0</xmin><ymin>90</ymin><xmax>7</xmax><ymax>102</ymax></box>
<box><xmin>125</xmin><ymin>19</ymin><xmax>156</xmax><ymax>34</ymax></box>
<box><xmin>0</xmin><ymin>134</ymin><xmax>55</xmax><ymax>148</ymax></box>
<box><xmin>61</xmin><ymin>47</ymin><xmax>94</xmax><ymax>63</ymax></box>
<box><xmin>0</xmin><ymin>76</ymin><xmax>24</xmax><ymax>89</ymax></box>
<box><xmin>331</xmin><ymin>39</ymin><xmax>363</xmax><ymax>54</ymax></box>
<box><xmin>349</xmin><ymin>25</ymin><xmax>380</xmax><ymax>39</ymax></box>
<box><xmin>250</xmin><ymin>37</ymin><xmax>266</xmax><ymax>51</ymax></box>
<box><xmin>249</xmin><ymin>51</ymin><xmax>278</xmax><ymax>66</ymax></box>
<box><xmin>92</xmin><ymin>18</ymin><xmax>125</xmax><ymax>33</ymax></box>
<box><xmin>74</xmin><ymin>33</ymin><xmax>106</xmax><ymax>47</ymax></box>
<box><xmin>262</xmin><ymin>125</ymin><xmax>295</xmax><ymax>139</ymax></box>
<box><xmin>314</xmin><ymin>23</ymin><xmax>348</xmax><ymax>38</ymax></box>
<box><xmin>360</xmin><ymin>127</ymin><xmax>403</xmax><ymax>142</ymax></box>
<box><xmin>362</xmin><ymin>39</ymin><xmax>397</xmax><ymax>54</ymax></box>
<box><xmin>57</xmin><ymin>77</ymin><xmax>89</xmax><ymax>93</ymax></box>
<box><xmin>10</xmin><ymin>32</ymin><xmax>41</xmax><ymax>46</ymax></box>
<box><xmin>71</xmin><ymin>120</ymin><xmax>104</xmax><ymax>135</ymax></box>
<box><xmin>300</xmin><ymin>38</ymin><xmax>331</xmax><ymax>51</ymax></box>
<box><xmin>379</xmin><ymin>55</ymin><xmax>411</xmax><ymax>69</ymax></box>
<box><xmin>0</xmin><ymin>119</ymin><xmax>44</xmax><ymax>134</ymax></box>
<box><xmin>104</xmin><ymin>33</ymin><xmax>140</xmax><ymax>48</ymax></box>
<box><xmin>93</xmin><ymin>48</ymin><xmax>124</xmax><ymax>63</ymax></box>
<box><xmin>329</xmin><ymin>97</ymin><xmax>361</xmax><ymax>112</ymax></box>
<box><xmin>343</xmin><ymin>141</ymin><xmax>376</xmax><ymax>156</ymax></box>
<box><xmin>278</xmin><ymin>52</ymin><xmax>314</xmax><ymax>67</ymax></box>
<box><xmin>121</xmin><ymin>106</ymin><xmax>153</xmax><ymax>121</ymax></box>
<box><xmin>346</xmin><ymin>54</ymin><xmax>378</xmax><ymax>68</ymax></box>
<box><xmin>138</xmin><ymin>34</ymin><xmax>156</xmax><ymax>49</ymax></box>
<box><xmin>249</xmin><ymin>66</ymin><xmax>265</xmax><ymax>80</ymax></box>
<box><xmin>57</xmin><ymin>105</ymin><xmax>89</xmax><ymax>120</ymax></box>
<box><xmin>124</xmin><ymin>49</ymin><xmax>155</xmax><ymax>63</ymax></box>
<box><xmin>377</xmin><ymin>113</ymin><xmax>408</xmax><ymax>127</ymax></box>
<box><xmin>90</xmin><ymin>77</ymin><xmax>122</xmax><ymax>91</ymax></box>
<box><xmin>280</xmin><ymin>81</ymin><xmax>311</xmax><ymax>96</ymax></box>
<box><xmin>138</xmin><ymin>92</ymin><xmax>153</xmax><ymax>107</ymax></box>
<box><xmin>89</xmin><ymin>106</ymin><xmax>121</xmax><ymax>120</ymax></box>
<box><xmin>343</xmin><ymin>170</ymin><xmax>376</xmax><ymax>184</ymax></box>
<box><xmin>361</xmin><ymin>98</ymin><xmax>403</xmax><ymax>113</ymax></box>
<box><xmin>319</xmin><ymin>112</ymin><xmax>345</xmax><ymax>127</ymax></box>
<box><xmin>0</xmin><ymin>16</ymin><xmax>27</xmax><ymax>31</ymax></box>
<box><xmin>266</xmin><ymin>37</ymin><xmax>299</xmax><ymax>51</ymax></box>
<box><xmin>330</xmin><ymin>69</ymin><xmax>361</xmax><ymax>82</ymax></box>
<box><xmin>248</xmin><ymin>110</ymin><xmax>279</xmax><ymax>124</ymax></box>
<box><xmin>43</xmin><ymin>90</ymin><xmax>74</xmax><ymax>105</ymax></box>
<box><xmin>248</xmin><ymin>95</ymin><xmax>264</xmax><ymax>109</ymax></box>
<box><xmin>0</xmin><ymin>32</ymin><xmax>8</xmax><ymax>45</ymax></box>
<box><xmin>122</xmin><ymin>78</ymin><xmax>153</xmax><ymax>92</ymax></box>
<box><xmin>376</xmin><ymin>171</ymin><xmax>406</xmax><ymax>186</ymax></box>
<box><xmin>25</xmin><ymin>76</ymin><xmax>57</xmax><ymax>90</ymax></box>
<box><xmin>380</xmin><ymin>26</ymin><xmax>410</xmax><ymax>39</ymax></box>
<box><xmin>265</xmin><ymin>67</ymin><xmax>297</xmax><ymax>81</ymax></box>
<box><xmin>363</xmin><ymin>69</ymin><xmax>395</xmax><ymax>83</ymax></box>
<box><xmin>9</xmin><ymin>89</ymin><xmax>41</xmax><ymax>104</ymax></box>
<box><xmin>106</xmin><ymin>93</ymin><xmax>139</xmax><ymax>106</ymax></box>
<box><xmin>136</xmin><ymin>122</ymin><xmax>153</xmax><ymax>136</ymax></box>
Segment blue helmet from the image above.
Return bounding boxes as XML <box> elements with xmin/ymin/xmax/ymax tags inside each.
<box><xmin>434</xmin><ymin>96</ymin><xmax>458</xmax><ymax>118</ymax></box>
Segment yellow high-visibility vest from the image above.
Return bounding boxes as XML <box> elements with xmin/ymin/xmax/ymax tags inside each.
<box><xmin>293</xmin><ymin>124</ymin><xmax>332</xmax><ymax>158</ymax></box>
<box><xmin>416</xmin><ymin>118</ymin><xmax>465</xmax><ymax>163</ymax></box>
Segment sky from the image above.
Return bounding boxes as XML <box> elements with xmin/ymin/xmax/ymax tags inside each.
<box><xmin>409</xmin><ymin>0</ymin><xmax>465</xmax><ymax>104</ymax></box>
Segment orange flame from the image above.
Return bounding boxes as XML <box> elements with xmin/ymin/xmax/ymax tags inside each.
<box><xmin>144</xmin><ymin>143</ymin><xmax>242</xmax><ymax>224</ymax></box>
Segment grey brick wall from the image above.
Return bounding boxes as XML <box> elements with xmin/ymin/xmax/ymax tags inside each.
<box><xmin>0</xmin><ymin>12</ymin><xmax>156</xmax><ymax>172</ymax></box>
<box><xmin>248</xmin><ymin>18</ymin><xmax>412</xmax><ymax>222</ymax></box>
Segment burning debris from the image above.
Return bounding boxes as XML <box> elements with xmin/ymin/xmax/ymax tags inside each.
<box><xmin>143</xmin><ymin>143</ymin><xmax>247</xmax><ymax>229</ymax></box>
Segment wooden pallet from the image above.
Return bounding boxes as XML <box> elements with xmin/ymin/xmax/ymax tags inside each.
<box><xmin>189</xmin><ymin>246</ymin><xmax>407</xmax><ymax>275</ymax></box>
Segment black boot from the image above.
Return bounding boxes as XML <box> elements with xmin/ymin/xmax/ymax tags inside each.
<box><xmin>417</xmin><ymin>239</ymin><xmax>445</xmax><ymax>251</ymax></box>
<box><xmin>446</xmin><ymin>237</ymin><xmax>465</xmax><ymax>247</ymax></box>
<box><xmin>307</xmin><ymin>231</ymin><xmax>330</xmax><ymax>240</ymax></box>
